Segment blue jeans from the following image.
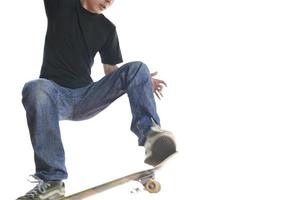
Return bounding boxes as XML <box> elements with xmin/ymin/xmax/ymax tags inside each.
<box><xmin>22</xmin><ymin>61</ymin><xmax>160</xmax><ymax>181</ymax></box>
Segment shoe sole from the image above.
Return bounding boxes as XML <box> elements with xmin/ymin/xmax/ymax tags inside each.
<box><xmin>144</xmin><ymin>135</ymin><xmax>176</xmax><ymax>166</ymax></box>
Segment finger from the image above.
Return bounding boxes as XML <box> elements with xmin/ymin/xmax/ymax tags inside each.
<box><xmin>158</xmin><ymin>90</ymin><xmax>164</xmax><ymax>98</ymax></box>
<box><xmin>163</xmin><ymin>81</ymin><xmax>167</xmax><ymax>87</ymax></box>
<box><xmin>155</xmin><ymin>90</ymin><xmax>161</xmax><ymax>100</ymax></box>
<box><xmin>153</xmin><ymin>80</ymin><xmax>167</xmax><ymax>88</ymax></box>
<box><xmin>156</xmin><ymin>87</ymin><xmax>163</xmax><ymax>94</ymax></box>
<box><xmin>156</xmin><ymin>79</ymin><xmax>167</xmax><ymax>87</ymax></box>
<box><xmin>150</xmin><ymin>71</ymin><xmax>158</xmax><ymax>77</ymax></box>
<box><xmin>155</xmin><ymin>87</ymin><xmax>163</xmax><ymax>98</ymax></box>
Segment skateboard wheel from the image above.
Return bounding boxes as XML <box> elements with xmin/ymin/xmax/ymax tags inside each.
<box><xmin>144</xmin><ymin>179</ymin><xmax>161</xmax><ymax>193</ymax></box>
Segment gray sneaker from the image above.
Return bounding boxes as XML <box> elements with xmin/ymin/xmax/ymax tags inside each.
<box><xmin>144</xmin><ymin>124</ymin><xmax>177</xmax><ymax>166</ymax></box>
<box><xmin>16</xmin><ymin>175</ymin><xmax>65</xmax><ymax>200</ymax></box>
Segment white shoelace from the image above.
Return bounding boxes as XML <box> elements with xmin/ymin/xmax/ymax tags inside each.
<box><xmin>25</xmin><ymin>175</ymin><xmax>51</xmax><ymax>198</ymax></box>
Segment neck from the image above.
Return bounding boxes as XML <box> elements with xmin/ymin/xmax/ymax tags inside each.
<box><xmin>80</xmin><ymin>0</ymin><xmax>102</xmax><ymax>14</ymax></box>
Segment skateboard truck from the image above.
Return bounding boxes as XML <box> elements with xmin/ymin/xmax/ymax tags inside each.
<box><xmin>137</xmin><ymin>171</ymin><xmax>161</xmax><ymax>193</ymax></box>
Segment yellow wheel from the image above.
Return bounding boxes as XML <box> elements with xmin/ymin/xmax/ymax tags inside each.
<box><xmin>144</xmin><ymin>179</ymin><xmax>161</xmax><ymax>193</ymax></box>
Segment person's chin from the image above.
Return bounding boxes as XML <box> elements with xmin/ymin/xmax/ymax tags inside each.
<box><xmin>99</xmin><ymin>5</ymin><xmax>106</xmax><ymax>11</ymax></box>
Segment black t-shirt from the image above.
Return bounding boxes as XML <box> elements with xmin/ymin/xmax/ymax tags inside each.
<box><xmin>40</xmin><ymin>0</ymin><xmax>123</xmax><ymax>88</ymax></box>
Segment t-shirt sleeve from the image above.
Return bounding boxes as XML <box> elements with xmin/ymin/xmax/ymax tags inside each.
<box><xmin>44</xmin><ymin>0</ymin><xmax>60</xmax><ymax>18</ymax></box>
<box><xmin>99</xmin><ymin>28</ymin><xmax>123</xmax><ymax>65</ymax></box>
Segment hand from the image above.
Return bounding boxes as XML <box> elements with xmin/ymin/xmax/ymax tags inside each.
<box><xmin>151</xmin><ymin>72</ymin><xmax>167</xmax><ymax>100</ymax></box>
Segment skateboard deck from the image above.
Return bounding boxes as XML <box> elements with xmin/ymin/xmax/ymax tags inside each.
<box><xmin>62</xmin><ymin>153</ymin><xmax>176</xmax><ymax>200</ymax></box>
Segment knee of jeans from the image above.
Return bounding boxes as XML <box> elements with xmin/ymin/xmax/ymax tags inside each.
<box><xmin>22</xmin><ymin>79</ymin><xmax>54</xmax><ymax>102</ymax></box>
<box><xmin>128</xmin><ymin>61</ymin><xmax>150</xmax><ymax>79</ymax></box>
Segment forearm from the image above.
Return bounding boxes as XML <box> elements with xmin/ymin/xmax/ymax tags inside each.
<box><xmin>103</xmin><ymin>64</ymin><xmax>119</xmax><ymax>75</ymax></box>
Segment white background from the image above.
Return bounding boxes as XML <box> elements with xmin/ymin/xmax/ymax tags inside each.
<box><xmin>1</xmin><ymin>0</ymin><xmax>302</xmax><ymax>199</ymax></box>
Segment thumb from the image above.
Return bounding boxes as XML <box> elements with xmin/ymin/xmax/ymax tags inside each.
<box><xmin>150</xmin><ymin>71</ymin><xmax>158</xmax><ymax>77</ymax></box>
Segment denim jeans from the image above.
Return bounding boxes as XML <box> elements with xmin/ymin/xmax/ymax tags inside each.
<box><xmin>22</xmin><ymin>61</ymin><xmax>160</xmax><ymax>181</ymax></box>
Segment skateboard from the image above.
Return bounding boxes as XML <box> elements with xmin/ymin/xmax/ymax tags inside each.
<box><xmin>62</xmin><ymin>153</ymin><xmax>176</xmax><ymax>200</ymax></box>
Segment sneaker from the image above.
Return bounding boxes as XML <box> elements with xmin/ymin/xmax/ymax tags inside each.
<box><xmin>16</xmin><ymin>175</ymin><xmax>65</xmax><ymax>200</ymax></box>
<box><xmin>144</xmin><ymin>124</ymin><xmax>177</xmax><ymax>166</ymax></box>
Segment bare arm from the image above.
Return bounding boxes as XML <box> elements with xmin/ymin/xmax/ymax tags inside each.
<box><xmin>103</xmin><ymin>64</ymin><xmax>119</xmax><ymax>75</ymax></box>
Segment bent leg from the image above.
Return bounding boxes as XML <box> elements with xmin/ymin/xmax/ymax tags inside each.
<box><xmin>125</xmin><ymin>62</ymin><xmax>160</xmax><ymax>145</ymax></box>
<box><xmin>73</xmin><ymin>61</ymin><xmax>160</xmax><ymax>145</ymax></box>
<box><xmin>22</xmin><ymin>79</ymin><xmax>68</xmax><ymax>181</ymax></box>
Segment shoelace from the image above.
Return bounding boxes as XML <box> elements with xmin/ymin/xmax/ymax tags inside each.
<box><xmin>25</xmin><ymin>175</ymin><xmax>51</xmax><ymax>198</ymax></box>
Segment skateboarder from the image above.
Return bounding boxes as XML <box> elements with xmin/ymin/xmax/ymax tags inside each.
<box><xmin>17</xmin><ymin>0</ymin><xmax>176</xmax><ymax>199</ymax></box>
